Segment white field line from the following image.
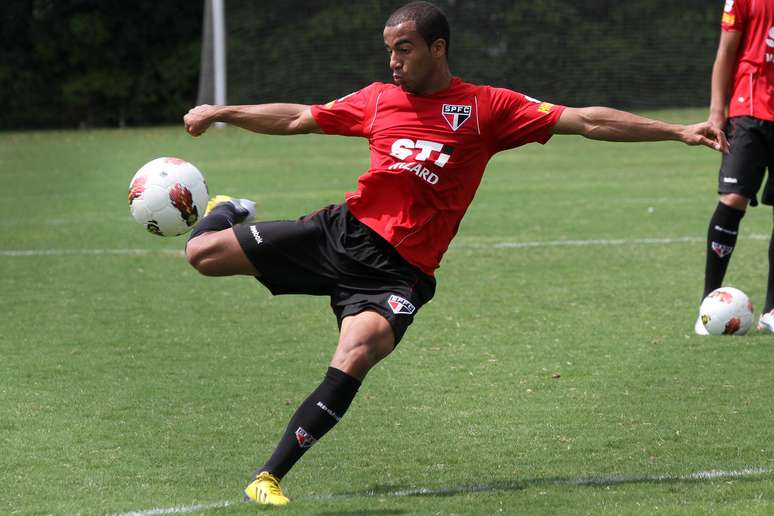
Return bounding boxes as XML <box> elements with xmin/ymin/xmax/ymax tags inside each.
<box><xmin>111</xmin><ymin>466</ymin><xmax>774</xmax><ymax>515</ymax></box>
<box><xmin>2</xmin><ymin>233</ymin><xmax>771</xmax><ymax>258</ymax></box>
<box><xmin>113</xmin><ymin>500</ymin><xmax>237</xmax><ymax>516</ymax></box>
<box><xmin>473</xmin><ymin>233</ymin><xmax>769</xmax><ymax>250</ymax></box>
<box><xmin>0</xmin><ymin>248</ymin><xmax>184</xmax><ymax>257</ymax></box>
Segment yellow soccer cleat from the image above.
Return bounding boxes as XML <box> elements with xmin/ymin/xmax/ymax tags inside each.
<box><xmin>204</xmin><ymin>195</ymin><xmax>234</xmax><ymax>216</ymax></box>
<box><xmin>244</xmin><ymin>471</ymin><xmax>290</xmax><ymax>506</ymax></box>
<box><xmin>204</xmin><ymin>195</ymin><xmax>256</xmax><ymax>221</ymax></box>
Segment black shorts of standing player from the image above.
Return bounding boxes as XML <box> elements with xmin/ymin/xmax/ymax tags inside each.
<box><xmin>718</xmin><ymin>116</ymin><xmax>774</xmax><ymax>207</ymax></box>
<box><xmin>232</xmin><ymin>203</ymin><xmax>436</xmax><ymax>344</ymax></box>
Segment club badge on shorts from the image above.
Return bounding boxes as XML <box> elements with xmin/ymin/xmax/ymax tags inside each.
<box><xmin>387</xmin><ymin>294</ymin><xmax>416</xmax><ymax>315</ymax></box>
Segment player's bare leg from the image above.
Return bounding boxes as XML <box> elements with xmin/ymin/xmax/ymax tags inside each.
<box><xmin>697</xmin><ymin>192</ymin><xmax>748</xmax><ymax>335</ymax></box>
<box><xmin>245</xmin><ymin>310</ymin><xmax>395</xmax><ymax>505</ymax></box>
<box><xmin>185</xmin><ymin>195</ymin><xmax>258</xmax><ymax>277</ymax></box>
<box><xmin>186</xmin><ymin>229</ymin><xmax>257</xmax><ymax>276</ymax></box>
<box><xmin>330</xmin><ymin>310</ymin><xmax>395</xmax><ymax>380</ymax></box>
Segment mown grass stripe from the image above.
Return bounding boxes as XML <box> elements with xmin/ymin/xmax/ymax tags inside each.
<box><xmin>3</xmin><ymin>233</ymin><xmax>771</xmax><ymax>258</ymax></box>
<box><xmin>112</xmin><ymin>466</ymin><xmax>774</xmax><ymax>515</ymax></box>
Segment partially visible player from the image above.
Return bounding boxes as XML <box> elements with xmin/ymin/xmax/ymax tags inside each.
<box><xmin>183</xmin><ymin>1</ymin><xmax>727</xmax><ymax>505</ymax></box>
<box><xmin>695</xmin><ymin>0</ymin><xmax>774</xmax><ymax>334</ymax></box>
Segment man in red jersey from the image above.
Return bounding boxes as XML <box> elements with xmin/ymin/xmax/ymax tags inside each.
<box><xmin>695</xmin><ymin>0</ymin><xmax>774</xmax><ymax>335</ymax></box>
<box><xmin>183</xmin><ymin>1</ymin><xmax>727</xmax><ymax>505</ymax></box>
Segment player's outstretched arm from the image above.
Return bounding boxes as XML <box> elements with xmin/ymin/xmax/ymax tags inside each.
<box><xmin>554</xmin><ymin>106</ymin><xmax>729</xmax><ymax>153</ymax></box>
<box><xmin>709</xmin><ymin>30</ymin><xmax>742</xmax><ymax>129</ymax></box>
<box><xmin>184</xmin><ymin>103</ymin><xmax>322</xmax><ymax>137</ymax></box>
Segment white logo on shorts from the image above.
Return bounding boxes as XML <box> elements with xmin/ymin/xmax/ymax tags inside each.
<box><xmin>387</xmin><ymin>295</ymin><xmax>416</xmax><ymax>315</ymax></box>
<box><xmin>722</xmin><ymin>177</ymin><xmax>738</xmax><ymax>184</ymax></box>
<box><xmin>249</xmin><ymin>225</ymin><xmax>263</xmax><ymax>245</ymax></box>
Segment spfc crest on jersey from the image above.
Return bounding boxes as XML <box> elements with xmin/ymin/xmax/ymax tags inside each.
<box><xmin>442</xmin><ymin>104</ymin><xmax>471</xmax><ymax>131</ymax></box>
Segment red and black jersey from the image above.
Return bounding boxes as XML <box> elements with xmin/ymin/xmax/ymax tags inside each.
<box><xmin>721</xmin><ymin>0</ymin><xmax>774</xmax><ymax>121</ymax></box>
<box><xmin>311</xmin><ymin>77</ymin><xmax>565</xmax><ymax>276</ymax></box>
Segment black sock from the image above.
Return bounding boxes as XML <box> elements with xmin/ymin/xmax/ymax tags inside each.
<box><xmin>764</xmin><ymin>227</ymin><xmax>774</xmax><ymax>313</ymax></box>
<box><xmin>188</xmin><ymin>203</ymin><xmax>241</xmax><ymax>241</ymax></box>
<box><xmin>703</xmin><ymin>202</ymin><xmax>745</xmax><ymax>298</ymax></box>
<box><xmin>260</xmin><ymin>367</ymin><xmax>361</xmax><ymax>479</ymax></box>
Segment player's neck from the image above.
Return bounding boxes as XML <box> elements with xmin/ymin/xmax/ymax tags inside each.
<box><xmin>416</xmin><ymin>69</ymin><xmax>453</xmax><ymax>97</ymax></box>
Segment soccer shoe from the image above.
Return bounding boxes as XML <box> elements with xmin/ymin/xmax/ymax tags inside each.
<box><xmin>694</xmin><ymin>315</ymin><xmax>709</xmax><ymax>336</ymax></box>
<box><xmin>757</xmin><ymin>311</ymin><xmax>774</xmax><ymax>333</ymax></box>
<box><xmin>243</xmin><ymin>471</ymin><xmax>289</xmax><ymax>506</ymax></box>
<box><xmin>204</xmin><ymin>195</ymin><xmax>257</xmax><ymax>222</ymax></box>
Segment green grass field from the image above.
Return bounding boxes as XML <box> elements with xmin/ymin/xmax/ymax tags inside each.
<box><xmin>2</xmin><ymin>108</ymin><xmax>774</xmax><ymax>515</ymax></box>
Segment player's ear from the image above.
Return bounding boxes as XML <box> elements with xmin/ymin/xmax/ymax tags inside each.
<box><xmin>430</xmin><ymin>38</ymin><xmax>446</xmax><ymax>59</ymax></box>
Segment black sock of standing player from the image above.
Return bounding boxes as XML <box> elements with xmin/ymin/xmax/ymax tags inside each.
<box><xmin>188</xmin><ymin>203</ymin><xmax>242</xmax><ymax>241</ymax></box>
<box><xmin>703</xmin><ymin>202</ymin><xmax>745</xmax><ymax>298</ymax></box>
<box><xmin>259</xmin><ymin>367</ymin><xmax>361</xmax><ymax>479</ymax></box>
<box><xmin>764</xmin><ymin>226</ymin><xmax>774</xmax><ymax>314</ymax></box>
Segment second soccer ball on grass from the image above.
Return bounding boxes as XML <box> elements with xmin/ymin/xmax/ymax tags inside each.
<box><xmin>698</xmin><ymin>287</ymin><xmax>754</xmax><ymax>336</ymax></box>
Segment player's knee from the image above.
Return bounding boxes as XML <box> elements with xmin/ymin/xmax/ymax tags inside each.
<box><xmin>337</xmin><ymin>337</ymin><xmax>389</xmax><ymax>373</ymax></box>
<box><xmin>185</xmin><ymin>238</ymin><xmax>219</xmax><ymax>276</ymax></box>
<box><xmin>720</xmin><ymin>193</ymin><xmax>749</xmax><ymax>211</ymax></box>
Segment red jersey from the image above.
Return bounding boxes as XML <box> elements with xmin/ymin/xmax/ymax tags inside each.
<box><xmin>721</xmin><ymin>0</ymin><xmax>774</xmax><ymax>121</ymax></box>
<box><xmin>311</xmin><ymin>77</ymin><xmax>564</xmax><ymax>276</ymax></box>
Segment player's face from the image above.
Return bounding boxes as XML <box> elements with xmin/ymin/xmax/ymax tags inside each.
<box><xmin>383</xmin><ymin>22</ymin><xmax>436</xmax><ymax>95</ymax></box>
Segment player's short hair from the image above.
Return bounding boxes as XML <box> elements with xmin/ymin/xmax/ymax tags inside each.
<box><xmin>385</xmin><ymin>1</ymin><xmax>450</xmax><ymax>58</ymax></box>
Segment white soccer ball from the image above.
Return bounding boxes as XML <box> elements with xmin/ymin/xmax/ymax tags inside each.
<box><xmin>128</xmin><ymin>157</ymin><xmax>209</xmax><ymax>237</ymax></box>
<box><xmin>698</xmin><ymin>287</ymin><xmax>754</xmax><ymax>336</ymax></box>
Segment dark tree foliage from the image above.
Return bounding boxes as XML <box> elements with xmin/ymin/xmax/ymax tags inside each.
<box><xmin>1</xmin><ymin>0</ymin><xmax>721</xmax><ymax>129</ymax></box>
<box><xmin>0</xmin><ymin>0</ymin><xmax>202</xmax><ymax>129</ymax></box>
<box><xmin>228</xmin><ymin>0</ymin><xmax>720</xmax><ymax>110</ymax></box>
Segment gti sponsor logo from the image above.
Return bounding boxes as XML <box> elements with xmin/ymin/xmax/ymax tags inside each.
<box><xmin>387</xmin><ymin>294</ymin><xmax>416</xmax><ymax>315</ymax></box>
<box><xmin>712</xmin><ymin>241</ymin><xmax>734</xmax><ymax>258</ymax></box>
<box><xmin>767</xmin><ymin>27</ymin><xmax>774</xmax><ymax>63</ymax></box>
<box><xmin>389</xmin><ymin>138</ymin><xmax>453</xmax><ymax>185</ymax></box>
<box><xmin>249</xmin><ymin>225</ymin><xmax>263</xmax><ymax>245</ymax></box>
<box><xmin>442</xmin><ymin>104</ymin><xmax>471</xmax><ymax>131</ymax></box>
<box><xmin>295</xmin><ymin>427</ymin><xmax>317</xmax><ymax>448</ymax></box>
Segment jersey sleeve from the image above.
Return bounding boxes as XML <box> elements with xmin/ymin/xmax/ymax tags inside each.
<box><xmin>310</xmin><ymin>83</ymin><xmax>380</xmax><ymax>137</ymax></box>
<box><xmin>486</xmin><ymin>87</ymin><xmax>566</xmax><ymax>153</ymax></box>
<box><xmin>721</xmin><ymin>0</ymin><xmax>747</xmax><ymax>32</ymax></box>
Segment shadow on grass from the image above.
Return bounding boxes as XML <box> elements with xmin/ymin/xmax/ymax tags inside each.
<box><xmin>309</xmin><ymin>467</ymin><xmax>774</xmax><ymax>501</ymax></box>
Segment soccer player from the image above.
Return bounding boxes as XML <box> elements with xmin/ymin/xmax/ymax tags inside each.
<box><xmin>183</xmin><ymin>1</ymin><xmax>727</xmax><ymax>505</ymax></box>
<box><xmin>695</xmin><ymin>0</ymin><xmax>774</xmax><ymax>335</ymax></box>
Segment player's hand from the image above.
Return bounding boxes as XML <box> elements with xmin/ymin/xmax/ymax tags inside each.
<box><xmin>680</xmin><ymin>121</ymin><xmax>729</xmax><ymax>154</ymax></box>
<box><xmin>184</xmin><ymin>104</ymin><xmax>218</xmax><ymax>137</ymax></box>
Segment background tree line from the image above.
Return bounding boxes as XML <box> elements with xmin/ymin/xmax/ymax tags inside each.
<box><xmin>1</xmin><ymin>0</ymin><xmax>721</xmax><ymax>130</ymax></box>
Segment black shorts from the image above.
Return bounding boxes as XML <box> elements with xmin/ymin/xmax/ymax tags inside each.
<box><xmin>233</xmin><ymin>203</ymin><xmax>436</xmax><ymax>344</ymax></box>
<box><xmin>718</xmin><ymin>116</ymin><xmax>774</xmax><ymax>207</ymax></box>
